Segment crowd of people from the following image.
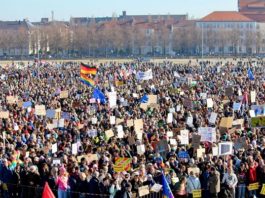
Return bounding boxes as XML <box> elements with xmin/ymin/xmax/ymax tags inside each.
<box><xmin>0</xmin><ymin>59</ymin><xmax>264</xmax><ymax>198</ymax></box>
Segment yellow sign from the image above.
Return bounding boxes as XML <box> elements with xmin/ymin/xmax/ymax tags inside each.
<box><xmin>248</xmin><ymin>182</ymin><xmax>259</xmax><ymax>191</ymax></box>
<box><xmin>260</xmin><ymin>184</ymin><xmax>265</xmax><ymax>195</ymax></box>
<box><xmin>192</xmin><ymin>190</ymin><xmax>202</xmax><ymax>198</ymax></box>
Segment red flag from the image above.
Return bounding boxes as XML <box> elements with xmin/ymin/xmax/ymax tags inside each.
<box><xmin>42</xmin><ymin>182</ymin><xmax>55</xmax><ymax>198</ymax></box>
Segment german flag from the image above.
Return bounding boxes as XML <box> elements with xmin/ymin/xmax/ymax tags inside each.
<box><xmin>80</xmin><ymin>74</ymin><xmax>95</xmax><ymax>87</ymax></box>
<box><xmin>80</xmin><ymin>63</ymin><xmax>97</xmax><ymax>75</ymax></box>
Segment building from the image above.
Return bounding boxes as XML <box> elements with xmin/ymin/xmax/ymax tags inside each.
<box><xmin>197</xmin><ymin>11</ymin><xmax>257</xmax><ymax>55</ymax></box>
<box><xmin>239</xmin><ymin>0</ymin><xmax>265</xmax><ymax>22</ymax></box>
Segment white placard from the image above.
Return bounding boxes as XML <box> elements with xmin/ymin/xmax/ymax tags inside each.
<box><xmin>198</xmin><ymin>127</ymin><xmax>216</xmax><ymax>142</ymax></box>
<box><xmin>110</xmin><ymin>116</ymin><xmax>116</xmax><ymax>125</ymax></box>
<box><xmin>207</xmin><ymin>98</ymin><xmax>213</xmax><ymax>108</ymax></box>
<box><xmin>186</xmin><ymin>117</ymin><xmax>193</xmax><ymax>127</ymax></box>
<box><xmin>52</xmin><ymin>143</ymin><xmax>57</xmax><ymax>154</ymax></box>
<box><xmin>218</xmin><ymin>142</ymin><xmax>233</xmax><ymax>156</ymax></box>
<box><xmin>180</xmin><ymin>130</ymin><xmax>189</xmax><ymax>145</ymax></box>
<box><xmin>250</xmin><ymin>91</ymin><xmax>256</xmax><ymax>103</ymax></box>
<box><xmin>249</xmin><ymin>110</ymin><xmax>255</xmax><ymax>118</ymax></box>
<box><xmin>92</xmin><ymin>117</ymin><xmax>98</xmax><ymax>124</ymax></box>
<box><xmin>167</xmin><ymin>131</ymin><xmax>173</xmax><ymax>137</ymax></box>
<box><xmin>72</xmin><ymin>143</ymin><xmax>78</xmax><ymax>155</ymax></box>
<box><xmin>108</xmin><ymin>92</ymin><xmax>117</xmax><ymax>108</ymax></box>
<box><xmin>170</xmin><ymin>139</ymin><xmax>177</xmax><ymax>145</ymax></box>
<box><xmin>167</xmin><ymin>113</ymin><xmax>173</xmax><ymax>123</ymax></box>
<box><xmin>212</xmin><ymin>147</ymin><xmax>218</xmax><ymax>156</ymax></box>
<box><xmin>137</xmin><ymin>145</ymin><xmax>145</xmax><ymax>155</ymax></box>
<box><xmin>209</xmin><ymin>112</ymin><xmax>217</xmax><ymax>124</ymax></box>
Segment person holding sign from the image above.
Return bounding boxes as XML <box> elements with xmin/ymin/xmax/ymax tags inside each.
<box><xmin>221</xmin><ymin>167</ymin><xmax>238</xmax><ymax>198</ymax></box>
<box><xmin>187</xmin><ymin>171</ymin><xmax>201</xmax><ymax>198</ymax></box>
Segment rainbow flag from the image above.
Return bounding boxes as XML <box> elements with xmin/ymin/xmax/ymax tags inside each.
<box><xmin>80</xmin><ymin>63</ymin><xmax>97</xmax><ymax>75</ymax></box>
<box><xmin>80</xmin><ymin>74</ymin><xmax>95</xmax><ymax>87</ymax></box>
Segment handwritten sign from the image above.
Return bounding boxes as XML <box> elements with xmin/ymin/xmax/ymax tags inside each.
<box><xmin>60</xmin><ymin>90</ymin><xmax>69</xmax><ymax>99</ymax></box>
<box><xmin>0</xmin><ymin>111</ymin><xmax>9</xmax><ymax>119</ymax></box>
<box><xmin>248</xmin><ymin>182</ymin><xmax>259</xmax><ymax>191</ymax></box>
<box><xmin>35</xmin><ymin>105</ymin><xmax>46</xmax><ymax>116</ymax></box>
<box><xmin>193</xmin><ymin>190</ymin><xmax>202</xmax><ymax>198</ymax></box>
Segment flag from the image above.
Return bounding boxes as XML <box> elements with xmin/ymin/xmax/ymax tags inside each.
<box><xmin>136</xmin><ymin>69</ymin><xmax>153</xmax><ymax>80</ymax></box>
<box><xmin>162</xmin><ymin>173</ymin><xmax>174</xmax><ymax>198</ymax></box>
<box><xmin>93</xmin><ymin>88</ymin><xmax>106</xmax><ymax>104</ymax></box>
<box><xmin>42</xmin><ymin>182</ymin><xmax>55</xmax><ymax>198</ymax></box>
<box><xmin>248</xmin><ymin>68</ymin><xmax>254</xmax><ymax>81</ymax></box>
<box><xmin>80</xmin><ymin>74</ymin><xmax>95</xmax><ymax>87</ymax></box>
<box><xmin>140</xmin><ymin>95</ymin><xmax>148</xmax><ymax>103</ymax></box>
<box><xmin>80</xmin><ymin>63</ymin><xmax>97</xmax><ymax>75</ymax></box>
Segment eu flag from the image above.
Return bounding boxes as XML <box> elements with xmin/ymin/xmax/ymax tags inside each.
<box><xmin>162</xmin><ymin>173</ymin><xmax>174</xmax><ymax>198</ymax></box>
<box><xmin>93</xmin><ymin>88</ymin><xmax>106</xmax><ymax>104</ymax></box>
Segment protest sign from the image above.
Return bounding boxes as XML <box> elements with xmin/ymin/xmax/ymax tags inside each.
<box><xmin>150</xmin><ymin>184</ymin><xmax>162</xmax><ymax>193</ymax></box>
<box><xmin>52</xmin><ymin>158</ymin><xmax>62</xmax><ymax>166</ymax></box>
<box><xmin>209</xmin><ymin>112</ymin><xmax>217</xmax><ymax>124</ymax></box>
<box><xmin>188</xmin><ymin>167</ymin><xmax>200</xmax><ymax>175</ymax></box>
<box><xmin>234</xmin><ymin>137</ymin><xmax>247</xmax><ymax>150</ymax></box>
<box><xmin>156</xmin><ymin>140</ymin><xmax>169</xmax><ymax>157</ymax></box>
<box><xmin>250</xmin><ymin>91</ymin><xmax>256</xmax><ymax>103</ymax></box>
<box><xmin>192</xmin><ymin>134</ymin><xmax>201</xmax><ymax>149</ymax></box>
<box><xmin>233</xmin><ymin>102</ymin><xmax>241</xmax><ymax>111</ymax></box>
<box><xmin>167</xmin><ymin>131</ymin><xmax>173</xmax><ymax>138</ymax></box>
<box><xmin>169</xmin><ymin>139</ymin><xmax>177</xmax><ymax>145</ymax></box>
<box><xmin>110</xmin><ymin>116</ymin><xmax>115</xmax><ymax>125</ymax></box>
<box><xmin>35</xmin><ymin>105</ymin><xmax>46</xmax><ymax>116</ymax></box>
<box><xmin>72</xmin><ymin>143</ymin><xmax>78</xmax><ymax>155</ymax></box>
<box><xmin>207</xmin><ymin>98</ymin><xmax>213</xmax><ymax>108</ymax></box>
<box><xmin>108</xmin><ymin>92</ymin><xmax>117</xmax><ymax>108</ymax></box>
<box><xmin>180</xmin><ymin>130</ymin><xmax>189</xmax><ymax>145</ymax></box>
<box><xmin>198</xmin><ymin>127</ymin><xmax>216</xmax><ymax>142</ymax></box>
<box><xmin>197</xmin><ymin>148</ymin><xmax>205</xmax><ymax>158</ymax></box>
<box><xmin>134</xmin><ymin>119</ymin><xmax>143</xmax><ymax>134</ymax></box>
<box><xmin>137</xmin><ymin>145</ymin><xmax>145</xmax><ymax>155</ymax></box>
<box><xmin>105</xmin><ymin>129</ymin><xmax>114</xmax><ymax>139</ymax></box>
<box><xmin>127</xmin><ymin>119</ymin><xmax>134</xmax><ymax>127</ymax></box>
<box><xmin>232</xmin><ymin>119</ymin><xmax>244</xmax><ymax>129</ymax></box>
<box><xmin>260</xmin><ymin>184</ymin><xmax>265</xmax><ymax>195</ymax></box>
<box><xmin>23</xmin><ymin>101</ymin><xmax>32</xmax><ymax>108</ymax></box>
<box><xmin>193</xmin><ymin>190</ymin><xmax>202</xmax><ymax>198</ymax></box>
<box><xmin>167</xmin><ymin>113</ymin><xmax>173</xmax><ymax>123</ymax></box>
<box><xmin>186</xmin><ymin>117</ymin><xmax>193</xmax><ymax>127</ymax></box>
<box><xmin>6</xmin><ymin>96</ymin><xmax>18</xmax><ymax>104</ymax></box>
<box><xmin>219</xmin><ymin>117</ymin><xmax>233</xmax><ymax>128</ymax></box>
<box><xmin>178</xmin><ymin>151</ymin><xmax>189</xmax><ymax>161</ymax></box>
<box><xmin>116</xmin><ymin>118</ymin><xmax>124</xmax><ymax>125</ymax></box>
<box><xmin>225</xmin><ymin>87</ymin><xmax>233</xmax><ymax>96</ymax></box>
<box><xmin>147</xmin><ymin>95</ymin><xmax>157</xmax><ymax>104</ymax></box>
<box><xmin>60</xmin><ymin>90</ymin><xmax>68</xmax><ymax>99</ymax></box>
<box><xmin>46</xmin><ymin>109</ymin><xmax>56</xmax><ymax>118</ymax></box>
<box><xmin>248</xmin><ymin>183</ymin><xmax>259</xmax><ymax>191</ymax></box>
<box><xmin>251</xmin><ymin>116</ymin><xmax>265</xmax><ymax>128</ymax></box>
<box><xmin>200</xmin><ymin>93</ymin><xmax>207</xmax><ymax>100</ymax></box>
<box><xmin>212</xmin><ymin>147</ymin><xmax>219</xmax><ymax>156</ymax></box>
<box><xmin>0</xmin><ymin>111</ymin><xmax>9</xmax><ymax>119</ymax></box>
<box><xmin>138</xmin><ymin>186</ymin><xmax>150</xmax><ymax>197</ymax></box>
<box><xmin>218</xmin><ymin>142</ymin><xmax>233</xmax><ymax>156</ymax></box>
<box><xmin>249</xmin><ymin>110</ymin><xmax>256</xmax><ymax>118</ymax></box>
<box><xmin>52</xmin><ymin>143</ymin><xmax>57</xmax><ymax>153</ymax></box>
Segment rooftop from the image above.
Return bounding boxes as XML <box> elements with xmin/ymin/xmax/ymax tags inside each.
<box><xmin>201</xmin><ymin>11</ymin><xmax>254</xmax><ymax>22</ymax></box>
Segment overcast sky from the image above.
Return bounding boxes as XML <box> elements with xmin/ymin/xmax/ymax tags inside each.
<box><xmin>1</xmin><ymin>0</ymin><xmax>238</xmax><ymax>21</ymax></box>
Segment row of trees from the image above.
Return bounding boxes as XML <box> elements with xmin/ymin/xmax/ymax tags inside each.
<box><xmin>0</xmin><ymin>20</ymin><xmax>262</xmax><ymax>57</ymax></box>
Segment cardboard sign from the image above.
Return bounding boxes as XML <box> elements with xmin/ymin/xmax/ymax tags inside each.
<box><xmin>6</xmin><ymin>96</ymin><xmax>18</xmax><ymax>104</ymax></box>
<box><xmin>35</xmin><ymin>105</ymin><xmax>46</xmax><ymax>116</ymax></box>
<box><xmin>138</xmin><ymin>186</ymin><xmax>150</xmax><ymax>197</ymax></box>
<box><xmin>248</xmin><ymin>182</ymin><xmax>259</xmax><ymax>191</ymax></box>
<box><xmin>60</xmin><ymin>90</ymin><xmax>68</xmax><ymax>99</ymax></box>
<box><xmin>192</xmin><ymin>134</ymin><xmax>201</xmax><ymax>149</ymax></box>
<box><xmin>218</xmin><ymin>142</ymin><xmax>233</xmax><ymax>156</ymax></box>
<box><xmin>234</xmin><ymin>137</ymin><xmax>247</xmax><ymax>150</ymax></box>
<box><xmin>105</xmin><ymin>129</ymin><xmax>114</xmax><ymax>139</ymax></box>
<box><xmin>140</xmin><ymin>103</ymin><xmax>148</xmax><ymax>111</ymax></box>
<box><xmin>260</xmin><ymin>184</ymin><xmax>265</xmax><ymax>195</ymax></box>
<box><xmin>251</xmin><ymin>116</ymin><xmax>265</xmax><ymax>128</ymax></box>
<box><xmin>116</xmin><ymin>118</ymin><xmax>124</xmax><ymax>125</ymax></box>
<box><xmin>134</xmin><ymin>119</ymin><xmax>143</xmax><ymax>134</ymax></box>
<box><xmin>147</xmin><ymin>95</ymin><xmax>157</xmax><ymax>105</ymax></box>
<box><xmin>250</xmin><ymin>91</ymin><xmax>256</xmax><ymax>103</ymax></box>
<box><xmin>180</xmin><ymin>130</ymin><xmax>189</xmax><ymax>145</ymax></box>
<box><xmin>193</xmin><ymin>190</ymin><xmax>202</xmax><ymax>198</ymax></box>
<box><xmin>127</xmin><ymin>119</ymin><xmax>134</xmax><ymax>127</ymax></box>
<box><xmin>0</xmin><ymin>111</ymin><xmax>9</xmax><ymax>119</ymax></box>
<box><xmin>219</xmin><ymin>117</ymin><xmax>233</xmax><ymax>128</ymax></box>
<box><xmin>232</xmin><ymin>119</ymin><xmax>244</xmax><ymax>129</ymax></box>
<box><xmin>209</xmin><ymin>112</ymin><xmax>217</xmax><ymax>124</ymax></box>
<box><xmin>197</xmin><ymin>148</ymin><xmax>205</xmax><ymax>158</ymax></box>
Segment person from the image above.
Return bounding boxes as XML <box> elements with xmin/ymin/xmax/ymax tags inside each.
<box><xmin>208</xmin><ymin>167</ymin><xmax>220</xmax><ymax>198</ymax></box>
<box><xmin>175</xmin><ymin>177</ymin><xmax>187</xmax><ymax>198</ymax></box>
<box><xmin>77</xmin><ymin>172</ymin><xmax>89</xmax><ymax>198</ymax></box>
<box><xmin>187</xmin><ymin>171</ymin><xmax>201</xmax><ymax>198</ymax></box>
<box><xmin>88</xmin><ymin>171</ymin><xmax>101</xmax><ymax>198</ymax></box>
<box><xmin>247</xmin><ymin>159</ymin><xmax>258</xmax><ymax>198</ymax></box>
<box><xmin>109</xmin><ymin>179</ymin><xmax>121</xmax><ymax>198</ymax></box>
<box><xmin>237</xmin><ymin>163</ymin><xmax>247</xmax><ymax>198</ymax></box>
<box><xmin>222</xmin><ymin>167</ymin><xmax>238</xmax><ymax>198</ymax></box>
<box><xmin>56</xmin><ymin>166</ymin><xmax>70</xmax><ymax>198</ymax></box>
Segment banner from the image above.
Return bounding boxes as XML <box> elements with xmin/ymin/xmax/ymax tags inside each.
<box><xmin>198</xmin><ymin>127</ymin><xmax>216</xmax><ymax>142</ymax></box>
<box><xmin>136</xmin><ymin>69</ymin><xmax>153</xmax><ymax>80</ymax></box>
<box><xmin>218</xmin><ymin>142</ymin><xmax>233</xmax><ymax>156</ymax></box>
<box><xmin>180</xmin><ymin>130</ymin><xmax>189</xmax><ymax>145</ymax></box>
<box><xmin>113</xmin><ymin>158</ymin><xmax>131</xmax><ymax>172</ymax></box>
